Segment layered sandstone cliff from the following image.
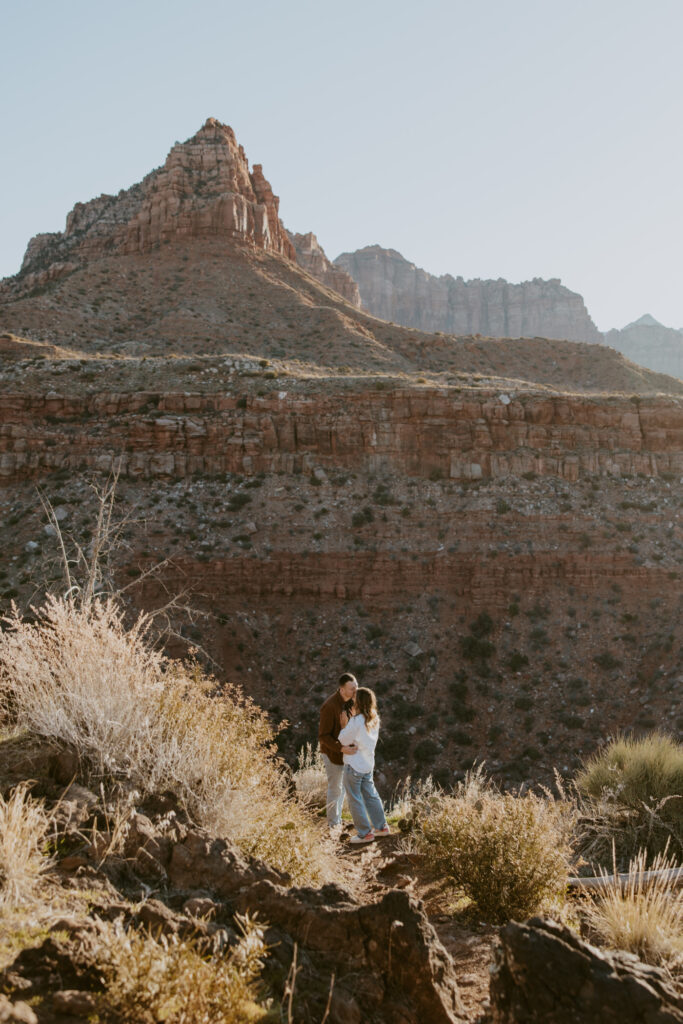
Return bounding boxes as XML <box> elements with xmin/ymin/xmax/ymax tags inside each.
<box><xmin>334</xmin><ymin>246</ymin><xmax>602</xmax><ymax>344</ymax></box>
<box><xmin>6</xmin><ymin>119</ymin><xmax>295</xmax><ymax>298</ymax></box>
<box><xmin>605</xmin><ymin>314</ymin><xmax>683</xmax><ymax>380</ymax></box>
<box><xmin>287</xmin><ymin>231</ymin><xmax>361</xmax><ymax>307</ymax></box>
<box><xmin>0</xmin><ymin>387</ymin><xmax>680</xmax><ymax>485</ymax></box>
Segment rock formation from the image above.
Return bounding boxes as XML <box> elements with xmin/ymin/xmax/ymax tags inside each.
<box><xmin>288</xmin><ymin>231</ymin><xmax>361</xmax><ymax>306</ymax></box>
<box><xmin>334</xmin><ymin>246</ymin><xmax>602</xmax><ymax>343</ymax></box>
<box><xmin>1</xmin><ymin>387</ymin><xmax>680</xmax><ymax>486</ymax></box>
<box><xmin>490</xmin><ymin>917</ymin><xmax>683</xmax><ymax>1023</ymax></box>
<box><xmin>5</xmin><ymin>119</ymin><xmax>295</xmax><ymax>299</ymax></box>
<box><xmin>605</xmin><ymin>314</ymin><xmax>683</xmax><ymax>380</ymax></box>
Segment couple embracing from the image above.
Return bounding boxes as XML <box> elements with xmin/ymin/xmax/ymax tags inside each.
<box><xmin>318</xmin><ymin>672</ymin><xmax>390</xmax><ymax>844</ymax></box>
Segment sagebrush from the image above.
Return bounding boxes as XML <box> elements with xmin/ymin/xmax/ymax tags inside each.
<box><xmin>95</xmin><ymin>915</ymin><xmax>275</xmax><ymax>1023</ymax></box>
<box><xmin>414</xmin><ymin>767</ymin><xmax>574</xmax><ymax>922</ymax></box>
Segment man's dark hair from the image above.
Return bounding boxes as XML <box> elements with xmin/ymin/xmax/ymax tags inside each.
<box><xmin>338</xmin><ymin>672</ymin><xmax>357</xmax><ymax>688</ymax></box>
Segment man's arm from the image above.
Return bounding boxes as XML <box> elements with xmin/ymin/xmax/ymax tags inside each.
<box><xmin>318</xmin><ymin>702</ymin><xmax>342</xmax><ymax>759</ymax></box>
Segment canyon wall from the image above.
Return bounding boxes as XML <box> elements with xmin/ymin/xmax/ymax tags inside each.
<box><xmin>0</xmin><ymin>388</ymin><xmax>680</xmax><ymax>485</ymax></box>
<box><xmin>334</xmin><ymin>246</ymin><xmax>602</xmax><ymax>343</ymax></box>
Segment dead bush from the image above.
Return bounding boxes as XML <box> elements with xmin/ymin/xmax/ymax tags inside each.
<box><xmin>0</xmin><ymin>783</ymin><xmax>52</xmax><ymax>907</ymax></box>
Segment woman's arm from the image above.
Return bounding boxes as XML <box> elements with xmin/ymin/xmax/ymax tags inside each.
<box><xmin>338</xmin><ymin>716</ymin><xmax>361</xmax><ymax>744</ymax></box>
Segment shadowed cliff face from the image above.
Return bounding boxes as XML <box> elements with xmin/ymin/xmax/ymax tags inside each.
<box><xmin>334</xmin><ymin>246</ymin><xmax>603</xmax><ymax>344</ymax></box>
<box><xmin>605</xmin><ymin>316</ymin><xmax>683</xmax><ymax>381</ymax></box>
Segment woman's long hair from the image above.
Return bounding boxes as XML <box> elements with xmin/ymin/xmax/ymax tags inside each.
<box><xmin>354</xmin><ymin>687</ymin><xmax>380</xmax><ymax>732</ymax></box>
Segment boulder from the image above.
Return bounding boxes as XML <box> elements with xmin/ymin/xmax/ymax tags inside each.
<box><xmin>489</xmin><ymin>917</ymin><xmax>683</xmax><ymax>1023</ymax></box>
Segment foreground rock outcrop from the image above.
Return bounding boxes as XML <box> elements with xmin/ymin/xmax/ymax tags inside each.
<box><xmin>490</xmin><ymin>917</ymin><xmax>683</xmax><ymax>1023</ymax></box>
<box><xmin>334</xmin><ymin>246</ymin><xmax>602</xmax><ymax>344</ymax></box>
<box><xmin>2</xmin><ymin>805</ymin><xmax>465</xmax><ymax>1024</ymax></box>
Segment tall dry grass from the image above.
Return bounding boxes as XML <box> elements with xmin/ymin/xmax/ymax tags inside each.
<box><xmin>0</xmin><ymin>784</ymin><xmax>52</xmax><ymax>907</ymax></box>
<box><xmin>0</xmin><ymin>596</ymin><xmax>331</xmax><ymax>884</ymax></box>
<box><xmin>583</xmin><ymin>849</ymin><xmax>683</xmax><ymax>975</ymax></box>
<box><xmin>95</xmin><ymin>915</ymin><xmax>274</xmax><ymax>1023</ymax></box>
<box><xmin>413</xmin><ymin>767</ymin><xmax>575</xmax><ymax>923</ymax></box>
<box><xmin>292</xmin><ymin>743</ymin><xmax>327</xmax><ymax>808</ymax></box>
<box><xmin>575</xmin><ymin>733</ymin><xmax>683</xmax><ymax>866</ymax></box>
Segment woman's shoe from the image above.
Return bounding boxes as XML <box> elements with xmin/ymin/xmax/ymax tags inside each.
<box><xmin>373</xmin><ymin>825</ymin><xmax>391</xmax><ymax>837</ymax></box>
<box><xmin>349</xmin><ymin>832</ymin><xmax>375</xmax><ymax>844</ymax></box>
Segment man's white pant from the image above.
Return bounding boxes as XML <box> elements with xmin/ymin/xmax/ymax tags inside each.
<box><xmin>322</xmin><ymin>753</ymin><xmax>345</xmax><ymax>827</ymax></box>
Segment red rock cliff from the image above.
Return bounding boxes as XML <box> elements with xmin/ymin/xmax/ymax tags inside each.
<box><xmin>0</xmin><ymin>388</ymin><xmax>680</xmax><ymax>484</ymax></box>
<box><xmin>7</xmin><ymin>119</ymin><xmax>295</xmax><ymax>297</ymax></box>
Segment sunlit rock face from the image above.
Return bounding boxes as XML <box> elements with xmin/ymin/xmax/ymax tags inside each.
<box><xmin>8</xmin><ymin>118</ymin><xmax>295</xmax><ymax>297</ymax></box>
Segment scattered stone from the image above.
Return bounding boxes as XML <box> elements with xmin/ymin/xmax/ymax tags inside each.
<box><xmin>52</xmin><ymin>991</ymin><xmax>96</xmax><ymax>1017</ymax></box>
<box><xmin>0</xmin><ymin>995</ymin><xmax>38</xmax><ymax>1024</ymax></box>
<box><xmin>182</xmin><ymin>896</ymin><xmax>219</xmax><ymax>920</ymax></box>
<box><xmin>403</xmin><ymin>641</ymin><xmax>423</xmax><ymax>658</ymax></box>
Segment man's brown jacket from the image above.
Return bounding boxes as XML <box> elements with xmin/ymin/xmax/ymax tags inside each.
<box><xmin>318</xmin><ymin>690</ymin><xmax>345</xmax><ymax>766</ymax></box>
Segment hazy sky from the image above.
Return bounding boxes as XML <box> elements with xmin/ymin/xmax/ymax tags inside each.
<box><xmin>3</xmin><ymin>0</ymin><xmax>683</xmax><ymax>331</ymax></box>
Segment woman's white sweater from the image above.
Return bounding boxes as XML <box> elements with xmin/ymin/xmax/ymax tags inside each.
<box><xmin>338</xmin><ymin>713</ymin><xmax>379</xmax><ymax>773</ymax></box>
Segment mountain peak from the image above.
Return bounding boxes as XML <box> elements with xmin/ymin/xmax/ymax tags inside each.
<box><xmin>625</xmin><ymin>313</ymin><xmax>663</xmax><ymax>329</ymax></box>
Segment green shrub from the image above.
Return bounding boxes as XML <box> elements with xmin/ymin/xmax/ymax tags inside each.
<box><xmin>460</xmin><ymin>635</ymin><xmax>494</xmax><ymax>661</ymax></box>
<box><xmin>414</xmin><ymin>738</ymin><xmax>439</xmax><ymax>763</ymax></box>
<box><xmin>575</xmin><ymin>732</ymin><xmax>683</xmax><ymax>866</ymax></box>
<box><xmin>415</xmin><ymin>769</ymin><xmax>573</xmax><ymax>922</ymax></box>
<box><xmin>507</xmin><ymin>651</ymin><xmax>529</xmax><ymax>672</ymax></box>
<box><xmin>470</xmin><ymin>612</ymin><xmax>494</xmax><ymax>637</ymax></box>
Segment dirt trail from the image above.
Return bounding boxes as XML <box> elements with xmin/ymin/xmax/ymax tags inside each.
<box><xmin>326</xmin><ymin>827</ymin><xmax>494</xmax><ymax>1022</ymax></box>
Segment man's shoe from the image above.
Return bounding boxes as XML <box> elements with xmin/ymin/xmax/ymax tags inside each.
<box><xmin>373</xmin><ymin>825</ymin><xmax>391</xmax><ymax>837</ymax></box>
<box><xmin>349</xmin><ymin>832</ymin><xmax>375</xmax><ymax>844</ymax></box>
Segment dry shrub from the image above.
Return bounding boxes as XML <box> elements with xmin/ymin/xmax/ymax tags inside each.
<box><xmin>388</xmin><ymin>774</ymin><xmax>443</xmax><ymax>831</ymax></box>
<box><xmin>95</xmin><ymin>915</ymin><xmax>275</xmax><ymax>1023</ymax></box>
<box><xmin>292</xmin><ymin>743</ymin><xmax>327</xmax><ymax>808</ymax></box>
<box><xmin>0</xmin><ymin>784</ymin><xmax>52</xmax><ymax>907</ymax></box>
<box><xmin>575</xmin><ymin>733</ymin><xmax>683</xmax><ymax>867</ymax></box>
<box><xmin>0</xmin><ymin>597</ymin><xmax>330</xmax><ymax>884</ymax></box>
<box><xmin>584</xmin><ymin>849</ymin><xmax>683</xmax><ymax>974</ymax></box>
<box><xmin>415</xmin><ymin>768</ymin><xmax>574</xmax><ymax>922</ymax></box>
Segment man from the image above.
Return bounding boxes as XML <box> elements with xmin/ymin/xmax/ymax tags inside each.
<box><xmin>318</xmin><ymin>672</ymin><xmax>358</xmax><ymax>832</ymax></box>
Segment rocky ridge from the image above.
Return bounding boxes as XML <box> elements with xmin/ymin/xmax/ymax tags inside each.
<box><xmin>3</xmin><ymin>119</ymin><xmax>295</xmax><ymax>300</ymax></box>
<box><xmin>605</xmin><ymin>314</ymin><xmax>683</xmax><ymax>380</ymax></box>
<box><xmin>288</xmin><ymin>231</ymin><xmax>361</xmax><ymax>307</ymax></box>
<box><xmin>334</xmin><ymin>246</ymin><xmax>602</xmax><ymax>344</ymax></box>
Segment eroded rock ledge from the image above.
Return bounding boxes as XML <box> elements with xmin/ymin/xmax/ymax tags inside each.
<box><xmin>0</xmin><ymin>388</ymin><xmax>680</xmax><ymax>483</ymax></box>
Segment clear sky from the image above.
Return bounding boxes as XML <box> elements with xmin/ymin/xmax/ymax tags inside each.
<box><xmin>3</xmin><ymin>0</ymin><xmax>683</xmax><ymax>331</ymax></box>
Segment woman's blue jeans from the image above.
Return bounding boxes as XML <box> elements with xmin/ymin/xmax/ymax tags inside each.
<box><xmin>343</xmin><ymin>765</ymin><xmax>387</xmax><ymax>837</ymax></box>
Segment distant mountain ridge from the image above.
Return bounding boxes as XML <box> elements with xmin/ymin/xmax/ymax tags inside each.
<box><xmin>333</xmin><ymin>245</ymin><xmax>602</xmax><ymax>345</ymax></box>
<box><xmin>328</xmin><ymin>245</ymin><xmax>682</xmax><ymax>380</ymax></box>
<box><xmin>605</xmin><ymin>314</ymin><xmax>683</xmax><ymax>380</ymax></box>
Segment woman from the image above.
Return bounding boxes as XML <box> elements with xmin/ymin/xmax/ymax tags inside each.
<box><xmin>338</xmin><ymin>687</ymin><xmax>390</xmax><ymax>844</ymax></box>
